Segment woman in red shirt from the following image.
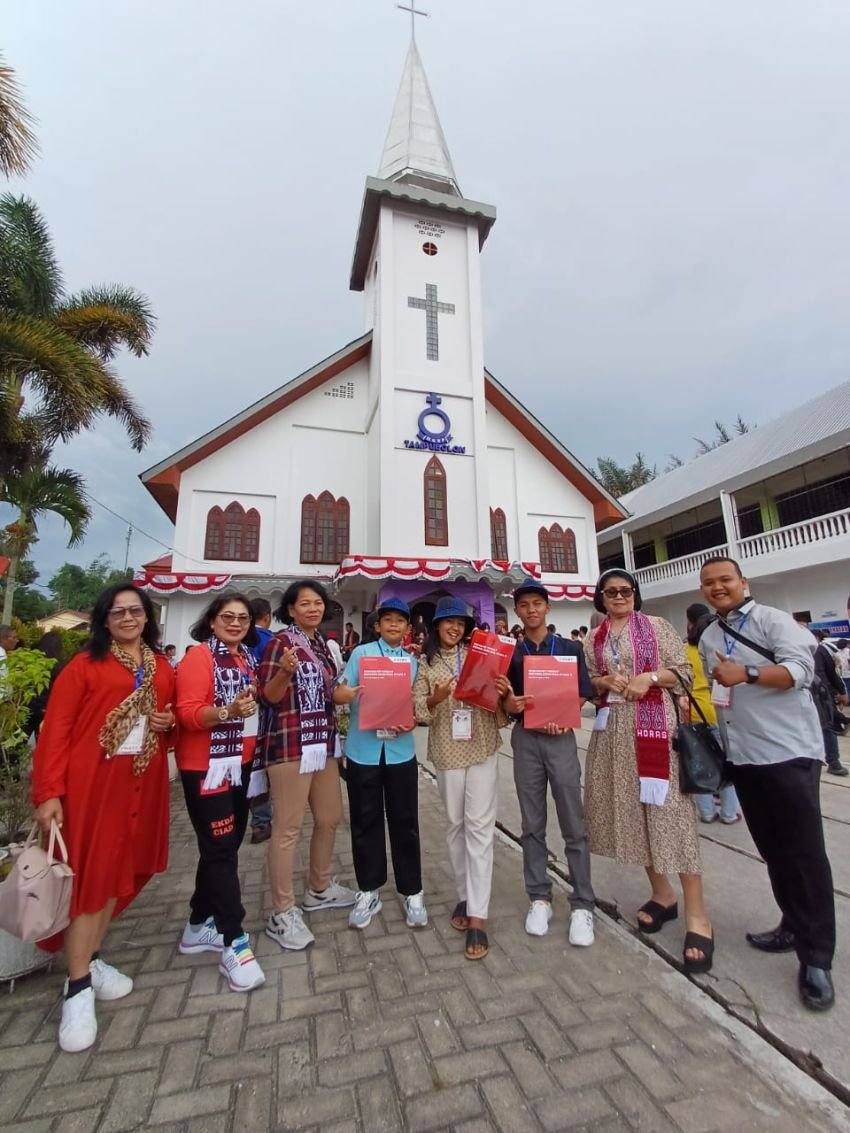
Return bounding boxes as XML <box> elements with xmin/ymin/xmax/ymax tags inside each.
<box><xmin>175</xmin><ymin>592</ymin><xmax>265</xmax><ymax>993</ymax></box>
<box><xmin>33</xmin><ymin>585</ymin><xmax>176</xmax><ymax>1053</ymax></box>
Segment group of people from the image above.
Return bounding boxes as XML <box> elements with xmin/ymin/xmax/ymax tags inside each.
<box><xmin>27</xmin><ymin>555</ymin><xmax>838</xmax><ymax>1054</ymax></box>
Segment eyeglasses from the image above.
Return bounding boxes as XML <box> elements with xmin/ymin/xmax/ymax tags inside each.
<box><xmin>218</xmin><ymin>613</ymin><xmax>251</xmax><ymax>625</ymax></box>
<box><xmin>602</xmin><ymin>587</ymin><xmax>634</xmax><ymax>599</ymax></box>
<box><xmin>108</xmin><ymin>605</ymin><xmax>146</xmax><ymax>619</ymax></box>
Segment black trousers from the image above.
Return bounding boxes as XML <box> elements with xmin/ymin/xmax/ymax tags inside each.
<box><xmin>346</xmin><ymin>751</ymin><xmax>421</xmax><ymax>895</ymax></box>
<box><xmin>180</xmin><ymin>763</ymin><xmax>251</xmax><ymax>946</ymax></box>
<box><xmin>728</xmin><ymin>757</ymin><xmax>836</xmax><ymax>969</ymax></box>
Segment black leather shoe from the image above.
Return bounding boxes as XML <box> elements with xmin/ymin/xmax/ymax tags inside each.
<box><xmin>798</xmin><ymin>965</ymin><xmax>835</xmax><ymax>1012</ymax></box>
<box><xmin>746</xmin><ymin>926</ymin><xmax>796</xmax><ymax>953</ymax></box>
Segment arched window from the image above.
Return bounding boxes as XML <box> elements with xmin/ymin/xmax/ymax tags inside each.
<box><xmin>490</xmin><ymin>507</ymin><xmax>508</xmax><ymax>560</ymax></box>
<box><xmin>538</xmin><ymin>523</ymin><xmax>578</xmax><ymax>574</ymax></box>
<box><xmin>204</xmin><ymin>502</ymin><xmax>260</xmax><ymax>562</ymax></box>
<box><xmin>300</xmin><ymin>492</ymin><xmax>350</xmax><ymax>564</ymax></box>
<box><xmin>424</xmin><ymin>456</ymin><xmax>448</xmax><ymax>546</ymax></box>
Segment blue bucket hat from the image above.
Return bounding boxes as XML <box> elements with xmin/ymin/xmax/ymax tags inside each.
<box><xmin>432</xmin><ymin>596</ymin><xmax>476</xmax><ymax>634</ymax></box>
<box><xmin>376</xmin><ymin>597</ymin><xmax>411</xmax><ymax>622</ymax></box>
<box><xmin>512</xmin><ymin>578</ymin><xmax>550</xmax><ymax>605</ymax></box>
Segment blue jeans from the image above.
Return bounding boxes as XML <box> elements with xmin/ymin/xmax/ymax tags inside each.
<box><xmin>695</xmin><ymin>785</ymin><xmax>740</xmax><ymax>822</ymax></box>
<box><xmin>250</xmin><ymin>799</ymin><xmax>272</xmax><ymax>829</ymax></box>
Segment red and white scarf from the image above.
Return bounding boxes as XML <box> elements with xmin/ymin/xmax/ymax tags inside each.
<box><xmin>594</xmin><ymin>613</ymin><xmax>670</xmax><ymax>806</ymax></box>
<box><xmin>204</xmin><ymin>636</ymin><xmax>256</xmax><ymax>792</ymax></box>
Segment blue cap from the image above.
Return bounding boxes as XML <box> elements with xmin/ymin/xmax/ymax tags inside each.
<box><xmin>512</xmin><ymin>578</ymin><xmax>550</xmax><ymax>604</ymax></box>
<box><xmin>376</xmin><ymin>597</ymin><xmax>411</xmax><ymax>621</ymax></box>
<box><xmin>432</xmin><ymin>596</ymin><xmax>476</xmax><ymax>632</ymax></box>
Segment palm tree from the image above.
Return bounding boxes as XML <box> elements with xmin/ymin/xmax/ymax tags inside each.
<box><xmin>0</xmin><ymin>55</ymin><xmax>38</xmax><ymax>179</ymax></box>
<box><xmin>0</xmin><ymin>194</ymin><xmax>154</xmax><ymax>479</ymax></box>
<box><xmin>1</xmin><ymin>465</ymin><xmax>90</xmax><ymax>621</ymax></box>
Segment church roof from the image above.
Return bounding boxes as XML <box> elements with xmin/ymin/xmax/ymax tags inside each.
<box><xmin>140</xmin><ymin>331</ymin><xmax>626</xmax><ymax>531</ymax></box>
<box><xmin>377</xmin><ymin>40</ymin><xmax>460</xmax><ymax>197</ymax></box>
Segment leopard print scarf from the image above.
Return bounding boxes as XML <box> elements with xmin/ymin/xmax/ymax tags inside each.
<box><xmin>98</xmin><ymin>641</ymin><xmax>159</xmax><ymax>776</ymax></box>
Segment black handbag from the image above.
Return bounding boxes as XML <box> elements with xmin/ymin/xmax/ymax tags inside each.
<box><xmin>670</xmin><ymin>691</ymin><xmax>728</xmax><ymax>795</ymax></box>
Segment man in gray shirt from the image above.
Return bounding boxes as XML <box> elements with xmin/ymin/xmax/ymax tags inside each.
<box><xmin>698</xmin><ymin>556</ymin><xmax>835</xmax><ymax>1012</ymax></box>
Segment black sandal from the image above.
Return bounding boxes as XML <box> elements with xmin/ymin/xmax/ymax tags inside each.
<box><xmin>683</xmin><ymin>931</ymin><xmax>714</xmax><ymax>975</ymax></box>
<box><xmin>637</xmin><ymin>900</ymin><xmax>678</xmax><ymax>934</ymax></box>
<box><xmin>464</xmin><ymin>927</ymin><xmax>489</xmax><ymax>961</ymax></box>
<box><xmin>450</xmin><ymin>901</ymin><xmax>468</xmax><ymax>932</ymax></box>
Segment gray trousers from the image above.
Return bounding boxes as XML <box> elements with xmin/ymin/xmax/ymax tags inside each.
<box><xmin>511</xmin><ymin>726</ymin><xmax>595</xmax><ymax>911</ymax></box>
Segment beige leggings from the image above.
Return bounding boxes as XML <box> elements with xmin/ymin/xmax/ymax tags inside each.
<box><xmin>267</xmin><ymin>758</ymin><xmax>343</xmax><ymax>912</ymax></box>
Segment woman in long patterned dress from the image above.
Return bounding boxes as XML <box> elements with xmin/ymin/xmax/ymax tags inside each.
<box><xmin>33</xmin><ymin>585</ymin><xmax>176</xmax><ymax>1052</ymax></box>
<box><xmin>583</xmin><ymin>569</ymin><xmax>714</xmax><ymax>973</ymax></box>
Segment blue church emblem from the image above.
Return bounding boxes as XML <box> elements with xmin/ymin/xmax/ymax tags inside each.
<box><xmin>404</xmin><ymin>393</ymin><xmax>466</xmax><ymax>454</ymax></box>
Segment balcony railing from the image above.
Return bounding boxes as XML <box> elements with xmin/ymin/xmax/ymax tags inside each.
<box><xmin>634</xmin><ymin>544</ymin><xmax>729</xmax><ymax>586</ymax></box>
<box><xmin>737</xmin><ymin>506</ymin><xmax>850</xmax><ymax>561</ymax></box>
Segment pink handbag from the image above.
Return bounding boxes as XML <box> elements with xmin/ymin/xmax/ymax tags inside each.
<box><xmin>0</xmin><ymin>820</ymin><xmax>74</xmax><ymax>943</ymax></box>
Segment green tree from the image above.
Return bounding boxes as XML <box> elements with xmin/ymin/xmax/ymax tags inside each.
<box><xmin>48</xmin><ymin>553</ymin><xmax>132</xmax><ymax>613</ymax></box>
<box><xmin>0</xmin><ymin>555</ymin><xmax>49</xmax><ymax>622</ymax></box>
<box><xmin>0</xmin><ymin>194</ymin><xmax>154</xmax><ymax>480</ymax></box>
<box><xmin>694</xmin><ymin>417</ymin><xmax>751</xmax><ymax>456</ymax></box>
<box><xmin>595</xmin><ymin>453</ymin><xmax>657</xmax><ymax>498</ymax></box>
<box><xmin>0</xmin><ymin>54</ymin><xmax>38</xmax><ymax>179</ymax></box>
<box><xmin>0</xmin><ymin>465</ymin><xmax>90</xmax><ymax>621</ymax></box>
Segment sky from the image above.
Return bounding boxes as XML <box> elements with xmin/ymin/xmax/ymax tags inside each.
<box><xmin>3</xmin><ymin>0</ymin><xmax>850</xmax><ymax>589</ymax></box>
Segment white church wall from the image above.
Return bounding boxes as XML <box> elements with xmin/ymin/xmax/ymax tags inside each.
<box><xmin>382</xmin><ymin>447</ymin><xmax>479</xmax><ymax>558</ymax></box>
<box><xmin>171</xmin><ymin>355</ymin><xmax>370</xmax><ymax>574</ymax></box>
<box><xmin>485</xmin><ymin>409</ymin><xmax>598</xmax><ymax>580</ymax></box>
<box><xmin>487</xmin><ymin>445</ymin><xmax>520</xmax><ymax>558</ymax></box>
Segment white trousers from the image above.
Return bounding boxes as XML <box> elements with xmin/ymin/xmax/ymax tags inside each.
<box><xmin>436</xmin><ymin>755</ymin><xmax>499</xmax><ymax>920</ymax></box>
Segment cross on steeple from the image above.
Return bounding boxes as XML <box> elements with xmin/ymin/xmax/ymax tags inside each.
<box><xmin>408</xmin><ymin>283</ymin><xmax>455</xmax><ymax>361</ymax></box>
<box><xmin>397</xmin><ymin>2</ymin><xmax>429</xmax><ymax>42</ymax></box>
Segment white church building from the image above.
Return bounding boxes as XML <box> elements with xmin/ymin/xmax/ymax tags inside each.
<box><xmin>138</xmin><ymin>39</ymin><xmax>625</xmax><ymax>644</ymax></box>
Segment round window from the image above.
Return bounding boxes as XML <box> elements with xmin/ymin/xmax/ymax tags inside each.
<box><xmin>422</xmin><ymin>242</ymin><xmax>438</xmax><ymax>256</ymax></box>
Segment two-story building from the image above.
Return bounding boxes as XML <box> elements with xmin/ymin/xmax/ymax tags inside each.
<box><xmin>597</xmin><ymin>380</ymin><xmax>850</xmax><ymax>634</ymax></box>
<box><xmin>137</xmin><ymin>39</ymin><xmax>625</xmax><ymax>645</ymax></box>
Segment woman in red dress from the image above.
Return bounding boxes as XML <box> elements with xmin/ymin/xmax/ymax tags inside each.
<box><xmin>33</xmin><ymin>585</ymin><xmax>176</xmax><ymax>1053</ymax></box>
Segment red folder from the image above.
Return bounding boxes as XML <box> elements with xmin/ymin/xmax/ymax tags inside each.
<box><xmin>523</xmin><ymin>655</ymin><xmax>581</xmax><ymax>731</ymax></box>
<box><xmin>453</xmin><ymin>630</ymin><xmax>516</xmax><ymax>713</ymax></box>
<box><xmin>358</xmin><ymin>657</ymin><xmax>414</xmax><ymax>731</ymax></box>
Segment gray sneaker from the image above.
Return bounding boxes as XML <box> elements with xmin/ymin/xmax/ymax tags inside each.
<box><xmin>348</xmin><ymin>890</ymin><xmax>382</xmax><ymax>930</ymax></box>
<box><xmin>302</xmin><ymin>878</ymin><xmax>357</xmax><ymax>911</ymax></box>
<box><xmin>265</xmin><ymin>907</ymin><xmax>315</xmax><ymax>951</ymax></box>
<box><xmin>403</xmin><ymin>891</ymin><xmax>428</xmax><ymax>928</ymax></box>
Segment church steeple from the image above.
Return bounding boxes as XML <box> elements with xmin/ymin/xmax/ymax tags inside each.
<box><xmin>376</xmin><ymin>40</ymin><xmax>460</xmax><ymax>198</ymax></box>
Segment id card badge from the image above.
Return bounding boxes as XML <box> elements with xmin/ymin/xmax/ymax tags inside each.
<box><xmin>116</xmin><ymin>715</ymin><xmax>147</xmax><ymax>756</ymax></box>
<box><xmin>242</xmin><ymin>711</ymin><xmax>259</xmax><ymax>738</ymax></box>
<box><xmin>711</xmin><ymin>681</ymin><xmax>733</xmax><ymax>708</ymax></box>
<box><xmin>451</xmin><ymin>708</ymin><xmax>473</xmax><ymax>741</ymax></box>
<box><xmin>607</xmin><ymin>691</ymin><xmax>625</xmax><ymax>705</ymax></box>
<box><xmin>593</xmin><ymin>707</ymin><xmax>610</xmax><ymax>732</ymax></box>
<box><xmin>377</xmin><ymin>728</ymin><xmax>398</xmax><ymax>740</ymax></box>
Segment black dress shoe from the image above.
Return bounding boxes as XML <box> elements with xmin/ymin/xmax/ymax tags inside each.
<box><xmin>798</xmin><ymin>965</ymin><xmax>835</xmax><ymax>1012</ymax></box>
<box><xmin>746</xmin><ymin>926</ymin><xmax>796</xmax><ymax>953</ymax></box>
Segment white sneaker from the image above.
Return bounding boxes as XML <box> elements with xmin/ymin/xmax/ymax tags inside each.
<box><xmin>89</xmin><ymin>958</ymin><xmax>133</xmax><ymax>1001</ymax></box>
<box><xmin>348</xmin><ymin>890</ymin><xmax>382</xmax><ymax>930</ymax></box>
<box><xmin>219</xmin><ymin>934</ymin><xmax>265</xmax><ymax>992</ymax></box>
<box><xmin>265</xmin><ymin>907</ymin><xmax>315</xmax><ymax>951</ymax></box>
<box><xmin>178</xmin><ymin>916</ymin><xmax>224</xmax><ymax>954</ymax></box>
<box><xmin>525</xmin><ymin>900</ymin><xmax>552</xmax><ymax>936</ymax></box>
<box><xmin>569</xmin><ymin>909</ymin><xmax>595</xmax><ymax>947</ymax></box>
<box><xmin>59</xmin><ymin>986</ymin><xmax>97</xmax><ymax>1052</ymax></box>
<box><xmin>302</xmin><ymin>878</ymin><xmax>357</xmax><ymax>911</ymax></box>
<box><xmin>403</xmin><ymin>891</ymin><xmax>428</xmax><ymax>928</ymax></box>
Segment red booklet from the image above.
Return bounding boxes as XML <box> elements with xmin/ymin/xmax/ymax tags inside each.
<box><xmin>523</xmin><ymin>655</ymin><xmax>581</xmax><ymax>731</ymax></box>
<box><xmin>358</xmin><ymin>656</ymin><xmax>414</xmax><ymax>731</ymax></box>
<box><xmin>453</xmin><ymin>630</ymin><xmax>516</xmax><ymax>713</ymax></box>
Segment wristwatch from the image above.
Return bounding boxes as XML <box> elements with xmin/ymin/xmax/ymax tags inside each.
<box><xmin>745</xmin><ymin>665</ymin><xmax>760</xmax><ymax>685</ymax></box>
<box><xmin>217</xmin><ymin>706</ymin><xmax>230</xmax><ymax>722</ymax></box>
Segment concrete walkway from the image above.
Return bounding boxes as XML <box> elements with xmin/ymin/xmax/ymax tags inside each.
<box><xmin>0</xmin><ymin>744</ymin><xmax>847</xmax><ymax>1132</ymax></box>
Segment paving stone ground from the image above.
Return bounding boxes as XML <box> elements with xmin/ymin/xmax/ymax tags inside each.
<box><xmin>0</xmin><ymin>766</ymin><xmax>847</xmax><ymax>1133</ymax></box>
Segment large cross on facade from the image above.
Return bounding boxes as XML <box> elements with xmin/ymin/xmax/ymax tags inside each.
<box><xmin>408</xmin><ymin>283</ymin><xmax>455</xmax><ymax>361</ymax></box>
<box><xmin>397</xmin><ymin>3</ymin><xmax>429</xmax><ymax>41</ymax></box>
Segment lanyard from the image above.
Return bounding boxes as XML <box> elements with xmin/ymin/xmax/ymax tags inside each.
<box><xmin>134</xmin><ymin>665</ymin><xmax>144</xmax><ymax>690</ymax></box>
<box><xmin>723</xmin><ymin>611</ymin><xmax>752</xmax><ymax>658</ymax></box>
<box><xmin>523</xmin><ymin>635</ymin><xmax>556</xmax><ymax>657</ymax></box>
<box><xmin>609</xmin><ymin>630</ymin><xmax>627</xmax><ymax>670</ymax></box>
<box><xmin>437</xmin><ymin>646</ymin><xmax>463</xmax><ymax>680</ymax></box>
<box><xmin>377</xmin><ymin>641</ymin><xmax>404</xmax><ymax>659</ymax></box>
